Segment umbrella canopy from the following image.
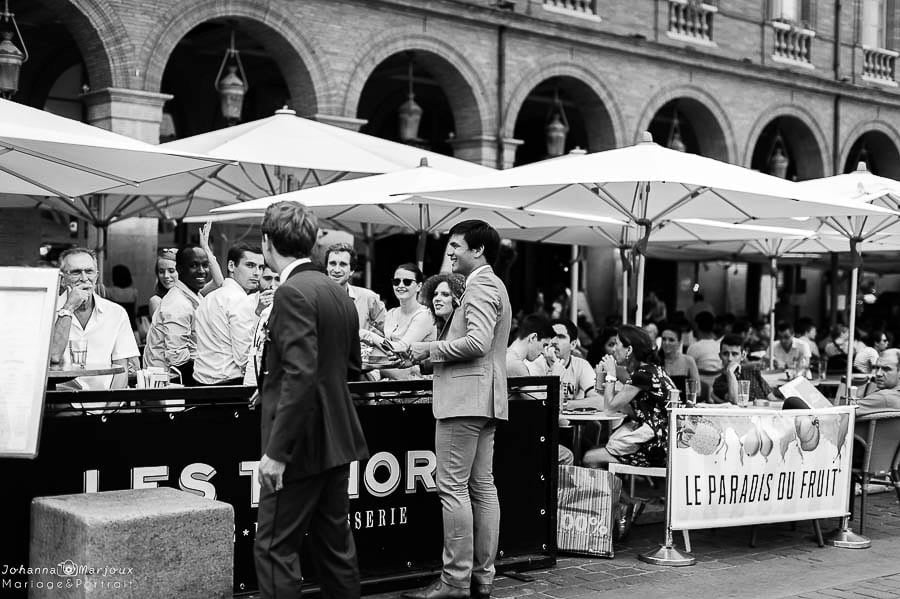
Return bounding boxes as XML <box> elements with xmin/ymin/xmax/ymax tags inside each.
<box><xmin>100</xmin><ymin>107</ymin><xmax>490</xmax><ymax>206</ymax></box>
<box><xmin>202</xmin><ymin>159</ymin><xmax>606</xmax><ymax>235</ymax></box>
<box><xmin>403</xmin><ymin>133</ymin><xmax>896</xmax><ymax>323</ymax></box>
<box><xmin>0</xmin><ymin>99</ymin><xmax>223</xmax><ymax>199</ymax></box>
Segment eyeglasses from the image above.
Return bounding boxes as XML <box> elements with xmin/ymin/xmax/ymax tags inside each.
<box><xmin>64</xmin><ymin>269</ymin><xmax>97</xmax><ymax>278</ymax></box>
<box><xmin>392</xmin><ymin>278</ymin><xmax>415</xmax><ymax>287</ymax></box>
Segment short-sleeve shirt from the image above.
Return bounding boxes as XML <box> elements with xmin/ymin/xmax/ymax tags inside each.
<box><xmin>57</xmin><ymin>292</ymin><xmax>139</xmax><ymax>390</ymax></box>
<box><xmin>686</xmin><ymin>339</ymin><xmax>722</xmax><ymax>373</ymax></box>
<box><xmin>551</xmin><ymin>355</ymin><xmax>596</xmax><ymax>400</ymax></box>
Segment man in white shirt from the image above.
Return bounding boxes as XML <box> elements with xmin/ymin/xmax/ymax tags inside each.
<box><xmin>50</xmin><ymin>247</ymin><xmax>139</xmax><ymax>390</ymax></box>
<box><xmin>772</xmin><ymin>321</ymin><xmax>812</xmax><ymax>370</ymax></box>
<box><xmin>143</xmin><ymin>246</ymin><xmax>210</xmax><ymax>385</ymax></box>
<box><xmin>687</xmin><ymin>311</ymin><xmax>721</xmax><ymax>386</ymax></box>
<box><xmin>325</xmin><ymin>242</ymin><xmax>385</xmax><ymax>343</ymax></box>
<box><xmin>193</xmin><ymin>244</ymin><xmax>264</xmax><ymax>385</ymax></box>
<box><xmin>244</xmin><ymin>266</ymin><xmax>280</xmax><ymax>387</ymax></box>
<box><xmin>545</xmin><ymin>319</ymin><xmax>600</xmax><ymax>407</ymax></box>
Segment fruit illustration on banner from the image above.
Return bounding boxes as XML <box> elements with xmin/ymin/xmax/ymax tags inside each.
<box><xmin>678</xmin><ymin>416</ymin><xmax>725</xmax><ymax>458</ymax></box>
<box><xmin>795</xmin><ymin>415</ymin><xmax>821</xmax><ymax>453</ymax></box>
<box><xmin>816</xmin><ymin>413</ymin><xmax>851</xmax><ymax>461</ymax></box>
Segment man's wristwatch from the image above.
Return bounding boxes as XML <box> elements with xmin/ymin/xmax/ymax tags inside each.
<box><xmin>56</xmin><ymin>308</ymin><xmax>74</xmax><ymax>320</ymax></box>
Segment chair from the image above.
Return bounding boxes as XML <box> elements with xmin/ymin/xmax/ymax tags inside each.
<box><xmin>833</xmin><ymin>375</ymin><xmax>872</xmax><ymax>405</ymax></box>
<box><xmin>852</xmin><ymin>411</ymin><xmax>900</xmax><ymax>535</ymax></box>
<box><xmin>608</xmin><ymin>463</ymin><xmax>691</xmax><ymax>552</ymax></box>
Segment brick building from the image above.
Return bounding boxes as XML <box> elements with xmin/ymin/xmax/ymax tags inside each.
<box><xmin>3</xmin><ymin>0</ymin><xmax>900</xmax><ymax>325</ymax></box>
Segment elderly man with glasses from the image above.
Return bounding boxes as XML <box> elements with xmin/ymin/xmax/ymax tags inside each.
<box><xmin>49</xmin><ymin>247</ymin><xmax>139</xmax><ymax>390</ymax></box>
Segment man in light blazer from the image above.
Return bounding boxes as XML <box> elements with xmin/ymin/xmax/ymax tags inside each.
<box><xmin>405</xmin><ymin>220</ymin><xmax>512</xmax><ymax>599</ymax></box>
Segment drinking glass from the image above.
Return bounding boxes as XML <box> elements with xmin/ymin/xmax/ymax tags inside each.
<box><xmin>738</xmin><ymin>379</ymin><xmax>751</xmax><ymax>408</ymax></box>
<box><xmin>69</xmin><ymin>339</ymin><xmax>88</xmax><ymax>368</ymax></box>
<box><xmin>685</xmin><ymin>379</ymin><xmax>698</xmax><ymax>407</ymax></box>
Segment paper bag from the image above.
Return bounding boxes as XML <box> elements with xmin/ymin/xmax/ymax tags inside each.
<box><xmin>557</xmin><ymin>465</ymin><xmax>621</xmax><ymax>557</ymax></box>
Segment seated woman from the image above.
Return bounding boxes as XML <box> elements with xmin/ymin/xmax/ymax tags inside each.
<box><xmin>365</xmin><ymin>263</ymin><xmax>435</xmax><ymax>380</ymax></box>
<box><xmin>582</xmin><ymin>324</ymin><xmax>676</xmax><ymax>469</ymax></box>
<box><xmin>659</xmin><ymin>322</ymin><xmax>700</xmax><ymax>398</ymax></box>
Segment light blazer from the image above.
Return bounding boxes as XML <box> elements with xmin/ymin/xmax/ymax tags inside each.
<box><xmin>428</xmin><ymin>266</ymin><xmax>512</xmax><ymax>421</ymax></box>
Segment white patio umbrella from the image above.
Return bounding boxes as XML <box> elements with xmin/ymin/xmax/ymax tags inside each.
<box><xmin>0</xmin><ymin>98</ymin><xmax>223</xmax><ymax>199</ymax></box>
<box><xmin>403</xmin><ymin>134</ymin><xmax>895</xmax><ymax>324</ymax></box>
<box><xmin>204</xmin><ymin>159</ymin><xmax>607</xmax><ymax>273</ymax></box>
<box><xmin>725</xmin><ymin>163</ymin><xmax>900</xmax><ymax>396</ymax></box>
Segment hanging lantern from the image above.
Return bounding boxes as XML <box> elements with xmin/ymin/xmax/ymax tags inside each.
<box><xmin>0</xmin><ymin>1</ymin><xmax>28</xmax><ymax>100</ymax></box>
<box><xmin>398</xmin><ymin>57</ymin><xmax>422</xmax><ymax>142</ymax></box>
<box><xmin>668</xmin><ymin>110</ymin><xmax>686</xmax><ymax>152</ymax></box>
<box><xmin>769</xmin><ymin>133</ymin><xmax>790</xmax><ymax>179</ymax></box>
<box><xmin>544</xmin><ymin>89</ymin><xmax>569</xmax><ymax>157</ymax></box>
<box><xmin>214</xmin><ymin>29</ymin><xmax>248</xmax><ymax>126</ymax></box>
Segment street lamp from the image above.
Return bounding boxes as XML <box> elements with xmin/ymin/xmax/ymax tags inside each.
<box><xmin>214</xmin><ymin>29</ymin><xmax>248</xmax><ymax>125</ymax></box>
<box><xmin>0</xmin><ymin>0</ymin><xmax>28</xmax><ymax>99</ymax></box>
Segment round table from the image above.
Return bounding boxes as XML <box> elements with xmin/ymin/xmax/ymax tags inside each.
<box><xmin>560</xmin><ymin>411</ymin><xmax>627</xmax><ymax>464</ymax></box>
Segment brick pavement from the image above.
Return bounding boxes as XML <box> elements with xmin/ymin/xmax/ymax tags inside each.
<box><xmin>365</xmin><ymin>492</ymin><xmax>900</xmax><ymax>599</ymax></box>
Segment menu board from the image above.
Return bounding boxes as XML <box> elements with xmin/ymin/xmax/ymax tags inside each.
<box><xmin>0</xmin><ymin>267</ymin><xmax>59</xmax><ymax>458</ymax></box>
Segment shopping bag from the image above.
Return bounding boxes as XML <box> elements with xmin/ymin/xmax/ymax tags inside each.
<box><xmin>557</xmin><ymin>465</ymin><xmax>621</xmax><ymax>557</ymax></box>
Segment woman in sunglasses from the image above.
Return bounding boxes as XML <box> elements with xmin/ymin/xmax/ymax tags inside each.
<box><xmin>367</xmin><ymin>263</ymin><xmax>435</xmax><ymax>379</ymax></box>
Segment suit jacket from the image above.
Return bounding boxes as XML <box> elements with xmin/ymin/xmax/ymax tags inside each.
<box><xmin>428</xmin><ymin>266</ymin><xmax>512</xmax><ymax>421</ymax></box>
<box><xmin>260</xmin><ymin>262</ymin><xmax>369</xmax><ymax>479</ymax></box>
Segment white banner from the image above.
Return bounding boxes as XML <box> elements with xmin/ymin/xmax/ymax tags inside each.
<box><xmin>669</xmin><ymin>406</ymin><xmax>855</xmax><ymax>530</ymax></box>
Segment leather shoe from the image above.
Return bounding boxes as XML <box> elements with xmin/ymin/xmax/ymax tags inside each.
<box><xmin>401</xmin><ymin>579</ymin><xmax>469</xmax><ymax>599</ymax></box>
<box><xmin>471</xmin><ymin>582</ymin><xmax>492</xmax><ymax>599</ymax></box>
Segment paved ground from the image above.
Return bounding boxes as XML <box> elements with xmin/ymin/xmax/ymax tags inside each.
<box><xmin>366</xmin><ymin>491</ymin><xmax>900</xmax><ymax>599</ymax></box>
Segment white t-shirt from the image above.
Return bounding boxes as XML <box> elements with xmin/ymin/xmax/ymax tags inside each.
<box><xmin>551</xmin><ymin>355</ymin><xmax>596</xmax><ymax>400</ymax></box>
<box><xmin>687</xmin><ymin>339</ymin><xmax>722</xmax><ymax>373</ymax></box>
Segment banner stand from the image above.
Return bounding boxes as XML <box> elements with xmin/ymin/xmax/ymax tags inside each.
<box><xmin>638</xmin><ymin>415</ymin><xmax>695</xmax><ymax>567</ymax></box>
<box><xmin>825</xmin><ymin>518</ymin><xmax>871</xmax><ymax>549</ymax></box>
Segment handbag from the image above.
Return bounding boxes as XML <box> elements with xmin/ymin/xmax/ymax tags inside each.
<box><xmin>557</xmin><ymin>465</ymin><xmax>622</xmax><ymax>557</ymax></box>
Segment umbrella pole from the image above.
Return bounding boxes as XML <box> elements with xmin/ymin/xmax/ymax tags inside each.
<box><xmin>769</xmin><ymin>257</ymin><xmax>777</xmax><ymax>372</ymax></box>
<box><xmin>622</xmin><ymin>265</ymin><xmax>628</xmax><ymax>326</ymax></box>
<box><xmin>845</xmin><ymin>266</ymin><xmax>859</xmax><ymax>404</ymax></box>
<box><xmin>570</xmin><ymin>245</ymin><xmax>579</xmax><ymax>324</ymax></box>
<box><xmin>416</xmin><ymin>230</ymin><xmax>427</xmax><ymax>272</ymax></box>
<box><xmin>364</xmin><ymin>224</ymin><xmax>374</xmax><ymax>289</ymax></box>
<box><xmin>635</xmin><ymin>253</ymin><xmax>646</xmax><ymax>326</ymax></box>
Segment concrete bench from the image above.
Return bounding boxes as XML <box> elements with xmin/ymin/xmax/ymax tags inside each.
<box><xmin>30</xmin><ymin>487</ymin><xmax>233</xmax><ymax>598</ymax></box>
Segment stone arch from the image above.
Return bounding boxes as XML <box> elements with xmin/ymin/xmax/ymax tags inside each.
<box><xmin>503</xmin><ymin>59</ymin><xmax>624</xmax><ymax>151</ymax></box>
<box><xmin>342</xmin><ymin>27</ymin><xmax>491</xmax><ymax>139</ymax></box>
<box><xmin>840</xmin><ymin>120</ymin><xmax>900</xmax><ymax>179</ymax></box>
<box><xmin>138</xmin><ymin>0</ymin><xmax>330</xmax><ymax>115</ymax></box>
<box><xmin>31</xmin><ymin>0</ymin><xmax>130</xmax><ymax>91</ymax></box>
<box><xmin>636</xmin><ymin>85</ymin><xmax>736</xmax><ymax>162</ymax></box>
<box><xmin>744</xmin><ymin>104</ymin><xmax>829</xmax><ymax>178</ymax></box>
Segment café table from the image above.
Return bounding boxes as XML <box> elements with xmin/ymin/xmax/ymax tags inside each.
<box><xmin>559</xmin><ymin>409</ymin><xmax>627</xmax><ymax>464</ymax></box>
<box><xmin>47</xmin><ymin>364</ymin><xmax>125</xmax><ymax>390</ymax></box>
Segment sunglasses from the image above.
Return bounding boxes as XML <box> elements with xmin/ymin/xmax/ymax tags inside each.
<box><xmin>392</xmin><ymin>278</ymin><xmax>416</xmax><ymax>287</ymax></box>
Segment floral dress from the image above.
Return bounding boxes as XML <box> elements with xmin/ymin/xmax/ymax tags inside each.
<box><xmin>618</xmin><ymin>363</ymin><xmax>676</xmax><ymax>467</ymax></box>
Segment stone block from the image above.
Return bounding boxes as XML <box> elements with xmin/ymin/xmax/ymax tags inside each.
<box><xmin>29</xmin><ymin>487</ymin><xmax>233</xmax><ymax>599</ymax></box>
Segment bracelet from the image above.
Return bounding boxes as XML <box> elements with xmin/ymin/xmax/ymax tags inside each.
<box><xmin>57</xmin><ymin>308</ymin><xmax>74</xmax><ymax>319</ymax></box>
<box><xmin>604</xmin><ymin>376</ymin><xmax>617</xmax><ymax>383</ymax></box>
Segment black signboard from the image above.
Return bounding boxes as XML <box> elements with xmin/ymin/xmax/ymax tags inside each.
<box><xmin>1</xmin><ymin>378</ymin><xmax>558</xmax><ymax>595</ymax></box>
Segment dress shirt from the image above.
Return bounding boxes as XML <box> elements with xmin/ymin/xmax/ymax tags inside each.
<box><xmin>858</xmin><ymin>387</ymin><xmax>900</xmax><ymax>416</ymax></box>
<box><xmin>244</xmin><ymin>305</ymin><xmax>271</xmax><ymax>387</ymax></box>
<box><xmin>57</xmin><ymin>292</ymin><xmax>138</xmax><ymax>390</ymax></box>
<box><xmin>280</xmin><ymin>257</ymin><xmax>311</xmax><ymax>282</ymax></box>
<box><xmin>143</xmin><ymin>280</ymin><xmax>201</xmax><ymax>368</ymax></box>
<box><xmin>772</xmin><ymin>338</ymin><xmax>812</xmax><ymax>368</ymax></box>
<box><xmin>348</xmin><ymin>284</ymin><xmax>386</xmax><ymax>335</ymax></box>
<box><xmin>193</xmin><ymin>278</ymin><xmax>258</xmax><ymax>384</ymax></box>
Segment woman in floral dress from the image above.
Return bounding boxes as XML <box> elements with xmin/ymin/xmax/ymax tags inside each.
<box><xmin>583</xmin><ymin>324</ymin><xmax>676</xmax><ymax>468</ymax></box>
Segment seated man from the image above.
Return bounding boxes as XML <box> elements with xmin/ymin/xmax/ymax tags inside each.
<box><xmin>546</xmin><ymin>318</ymin><xmax>601</xmax><ymax>409</ymax></box>
<box><xmin>506</xmin><ymin>313</ymin><xmax>553</xmax><ymax>377</ymax></box>
<box><xmin>772</xmin><ymin>321</ymin><xmax>812</xmax><ymax>371</ymax></box>
<box><xmin>50</xmin><ymin>247</ymin><xmax>139</xmax><ymax>390</ymax></box>
<box><xmin>858</xmin><ymin>349</ymin><xmax>900</xmax><ymax>416</ymax></box>
<box><xmin>143</xmin><ymin>246</ymin><xmax>210</xmax><ymax>385</ymax></box>
<box><xmin>710</xmin><ymin>334</ymin><xmax>776</xmax><ymax>404</ymax></box>
<box><xmin>193</xmin><ymin>244</ymin><xmax>265</xmax><ymax>386</ymax></box>
<box><xmin>686</xmin><ymin>311</ymin><xmax>722</xmax><ymax>387</ymax></box>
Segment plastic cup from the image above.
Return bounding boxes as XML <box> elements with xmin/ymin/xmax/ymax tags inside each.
<box><xmin>738</xmin><ymin>379</ymin><xmax>751</xmax><ymax>407</ymax></box>
<box><xmin>685</xmin><ymin>379</ymin><xmax>698</xmax><ymax>407</ymax></box>
<box><xmin>68</xmin><ymin>339</ymin><xmax>88</xmax><ymax>368</ymax></box>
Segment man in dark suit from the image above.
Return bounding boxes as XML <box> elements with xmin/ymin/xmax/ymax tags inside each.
<box><xmin>405</xmin><ymin>220</ymin><xmax>512</xmax><ymax>599</ymax></box>
<box><xmin>254</xmin><ymin>201</ymin><xmax>369</xmax><ymax>599</ymax></box>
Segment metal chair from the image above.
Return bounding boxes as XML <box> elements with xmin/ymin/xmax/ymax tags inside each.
<box><xmin>852</xmin><ymin>411</ymin><xmax>900</xmax><ymax>535</ymax></box>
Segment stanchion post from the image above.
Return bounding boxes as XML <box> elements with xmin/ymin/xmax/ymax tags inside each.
<box><xmin>825</xmin><ymin>405</ymin><xmax>871</xmax><ymax>549</ymax></box>
<box><xmin>639</xmin><ymin>407</ymin><xmax>695</xmax><ymax>566</ymax></box>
